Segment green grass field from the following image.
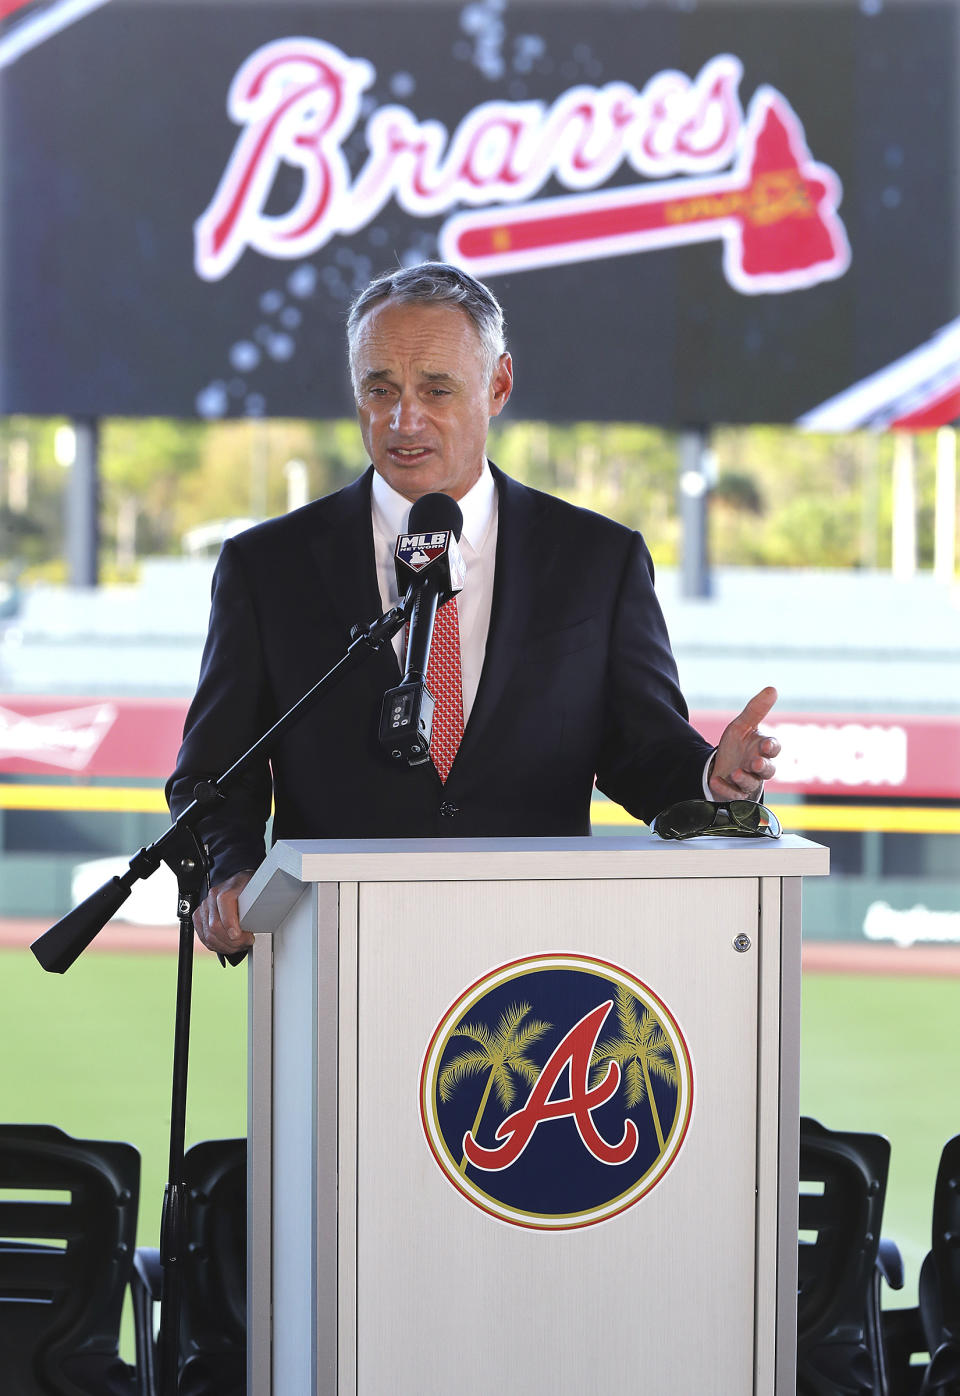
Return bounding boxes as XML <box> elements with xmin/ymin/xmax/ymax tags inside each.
<box><xmin>0</xmin><ymin>947</ymin><xmax>247</xmax><ymax>1258</ymax></box>
<box><xmin>799</xmin><ymin>969</ymin><xmax>959</xmax><ymax>1309</ymax></box>
<box><xmin>1</xmin><ymin>946</ymin><xmax>955</xmax><ymax>1325</ymax></box>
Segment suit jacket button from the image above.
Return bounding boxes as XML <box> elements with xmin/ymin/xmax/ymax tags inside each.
<box><xmin>439</xmin><ymin>801</ymin><xmax>460</xmax><ymax>818</ymax></box>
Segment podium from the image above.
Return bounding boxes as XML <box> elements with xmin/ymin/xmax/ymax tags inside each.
<box><xmin>239</xmin><ymin>833</ymin><xmax>827</xmax><ymax>1396</ymax></box>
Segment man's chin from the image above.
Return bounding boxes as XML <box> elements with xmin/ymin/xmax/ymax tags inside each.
<box><xmin>374</xmin><ymin>456</ymin><xmax>483</xmax><ymax>502</ymax></box>
<box><xmin>381</xmin><ymin>470</ymin><xmax>433</xmax><ymax>503</ymax></box>
<box><xmin>377</xmin><ymin>459</ymin><xmax>443</xmax><ymax>501</ymax></box>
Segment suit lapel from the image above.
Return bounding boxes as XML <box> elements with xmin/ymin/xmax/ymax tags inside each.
<box><xmin>455</xmin><ymin>465</ymin><xmax>550</xmax><ymax>763</ymax></box>
<box><xmin>307</xmin><ymin>467</ymin><xmax>402</xmax><ymax>685</ymax></box>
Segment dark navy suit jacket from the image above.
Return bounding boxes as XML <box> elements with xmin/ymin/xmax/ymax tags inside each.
<box><xmin>166</xmin><ymin>464</ymin><xmax>713</xmax><ymax>885</ymax></box>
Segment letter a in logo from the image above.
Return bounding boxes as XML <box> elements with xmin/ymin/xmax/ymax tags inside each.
<box><xmin>462</xmin><ymin>1002</ymin><xmax>639</xmax><ymax>1170</ymax></box>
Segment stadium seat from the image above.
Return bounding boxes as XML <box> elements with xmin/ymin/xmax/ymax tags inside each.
<box><xmin>132</xmin><ymin>1137</ymin><xmax>246</xmax><ymax>1396</ymax></box>
<box><xmin>0</xmin><ymin>1123</ymin><xmax>140</xmax><ymax>1395</ymax></box>
<box><xmin>798</xmin><ymin>1115</ymin><xmax>894</xmax><ymax>1394</ymax></box>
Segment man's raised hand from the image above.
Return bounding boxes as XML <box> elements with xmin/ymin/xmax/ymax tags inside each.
<box><xmin>708</xmin><ymin>685</ymin><xmax>780</xmax><ymax>802</ymax></box>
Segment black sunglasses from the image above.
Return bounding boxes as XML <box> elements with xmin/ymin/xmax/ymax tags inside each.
<box><xmin>652</xmin><ymin>799</ymin><xmax>782</xmax><ymax>841</ymax></box>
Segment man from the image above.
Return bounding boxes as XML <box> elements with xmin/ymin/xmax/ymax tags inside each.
<box><xmin>168</xmin><ymin>263</ymin><xmax>778</xmax><ymax>958</ymax></box>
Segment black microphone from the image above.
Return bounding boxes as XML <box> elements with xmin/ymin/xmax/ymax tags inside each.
<box><xmin>379</xmin><ymin>493</ymin><xmax>465</xmax><ymax>767</ymax></box>
<box><xmin>397</xmin><ymin>492</ymin><xmax>464</xmax><ymax>681</ymax></box>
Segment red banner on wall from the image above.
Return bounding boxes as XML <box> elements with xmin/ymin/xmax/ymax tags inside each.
<box><xmin>692</xmin><ymin>711</ymin><xmax>960</xmax><ymax>801</ymax></box>
<box><xmin>0</xmin><ymin>696</ymin><xmax>187</xmax><ymax>778</ymax></box>
<box><xmin>1</xmin><ymin>695</ymin><xmax>958</xmax><ymax>799</ymax></box>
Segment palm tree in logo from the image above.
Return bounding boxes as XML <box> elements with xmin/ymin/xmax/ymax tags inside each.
<box><xmin>438</xmin><ymin>1001</ymin><xmax>552</xmax><ymax>1174</ymax></box>
<box><xmin>590</xmin><ymin>986</ymin><xmax>679</xmax><ymax>1151</ymax></box>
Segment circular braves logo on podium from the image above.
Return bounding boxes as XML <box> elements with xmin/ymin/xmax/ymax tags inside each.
<box><xmin>420</xmin><ymin>954</ymin><xmax>694</xmax><ymax>1229</ymax></box>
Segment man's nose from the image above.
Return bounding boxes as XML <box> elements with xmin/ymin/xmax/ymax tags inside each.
<box><xmin>390</xmin><ymin>390</ymin><xmax>425</xmax><ymax>433</ymax></box>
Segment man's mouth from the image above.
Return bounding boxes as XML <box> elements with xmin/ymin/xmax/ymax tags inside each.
<box><xmin>389</xmin><ymin>446</ymin><xmax>431</xmax><ymax>459</ymax></box>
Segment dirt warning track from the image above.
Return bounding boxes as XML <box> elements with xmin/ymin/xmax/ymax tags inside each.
<box><xmin>2</xmin><ymin>919</ymin><xmax>958</xmax><ymax>975</ymax></box>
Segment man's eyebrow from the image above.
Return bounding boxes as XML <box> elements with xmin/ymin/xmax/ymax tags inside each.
<box><xmin>359</xmin><ymin>367</ymin><xmax>462</xmax><ymax>387</ymax></box>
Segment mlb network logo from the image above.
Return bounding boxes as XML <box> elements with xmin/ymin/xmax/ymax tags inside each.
<box><xmin>397</xmin><ymin>532</ymin><xmax>450</xmax><ymax>571</ymax></box>
<box><xmin>420</xmin><ymin>954</ymin><xmax>694</xmax><ymax>1229</ymax></box>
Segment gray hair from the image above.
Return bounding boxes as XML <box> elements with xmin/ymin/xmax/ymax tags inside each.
<box><xmin>346</xmin><ymin>262</ymin><xmax>507</xmax><ymax>391</ymax></box>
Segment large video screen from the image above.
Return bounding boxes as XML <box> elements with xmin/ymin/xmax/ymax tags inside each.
<box><xmin>1</xmin><ymin>0</ymin><xmax>957</xmax><ymax>425</ymax></box>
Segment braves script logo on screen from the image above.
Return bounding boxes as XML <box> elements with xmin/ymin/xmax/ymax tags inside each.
<box><xmin>196</xmin><ymin>38</ymin><xmax>848</xmax><ymax>294</ymax></box>
<box><xmin>195</xmin><ymin>38</ymin><xmax>849</xmax><ymax>295</ymax></box>
<box><xmin>420</xmin><ymin>954</ymin><xmax>694</xmax><ymax>1229</ymax></box>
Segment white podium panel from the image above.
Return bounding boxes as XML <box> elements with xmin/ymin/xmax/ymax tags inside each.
<box><xmin>240</xmin><ymin>834</ymin><xmax>827</xmax><ymax>1396</ymax></box>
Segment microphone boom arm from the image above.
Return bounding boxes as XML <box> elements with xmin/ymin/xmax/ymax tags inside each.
<box><xmin>30</xmin><ymin>587</ymin><xmax>419</xmax><ymax>975</ymax></box>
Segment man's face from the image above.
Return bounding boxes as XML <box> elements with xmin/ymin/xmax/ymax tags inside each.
<box><xmin>351</xmin><ymin>299</ymin><xmax>513</xmax><ymax>502</ymax></box>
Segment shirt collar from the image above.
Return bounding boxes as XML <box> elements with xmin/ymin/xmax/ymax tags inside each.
<box><xmin>370</xmin><ymin>462</ymin><xmax>497</xmax><ymax>553</ymax></box>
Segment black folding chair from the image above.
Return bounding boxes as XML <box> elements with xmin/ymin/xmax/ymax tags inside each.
<box><xmin>0</xmin><ymin>1123</ymin><xmax>141</xmax><ymax>1395</ymax></box>
<box><xmin>884</xmin><ymin>1134</ymin><xmax>960</xmax><ymax>1396</ymax></box>
<box><xmin>798</xmin><ymin>1115</ymin><xmax>895</xmax><ymax>1395</ymax></box>
<box><xmin>132</xmin><ymin>1138</ymin><xmax>246</xmax><ymax>1396</ymax></box>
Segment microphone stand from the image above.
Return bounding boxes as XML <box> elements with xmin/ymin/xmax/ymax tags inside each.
<box><xmin>29</xmin><ymin>589</ymin><xmax>418</xmax><ymax>1396</ymax></box>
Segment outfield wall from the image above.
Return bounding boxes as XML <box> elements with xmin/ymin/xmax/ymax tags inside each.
<box><xmin>2</xmin><ymin>693</ymin><xmax>957</xmax><ymax>942</ymax></box>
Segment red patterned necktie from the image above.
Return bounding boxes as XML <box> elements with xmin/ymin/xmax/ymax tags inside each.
<box><xmin>423</xmin><ymin>597</ymin><xmax>465</xmax><ymax>783</ymax></box>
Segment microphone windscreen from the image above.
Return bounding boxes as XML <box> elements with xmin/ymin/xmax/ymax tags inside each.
<box><xmin>408</xmin><ymin>492</ymin><xmax>464</xmax><ymax>541</ymax></box>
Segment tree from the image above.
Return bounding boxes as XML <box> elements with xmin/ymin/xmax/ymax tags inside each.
<box><xmin>590</xmin><ymin>985</ymin><xmax>678</xmax><ymax>1151</ymax></box>
<box><xmin>100</xmin><ymin>419</ymin><xmax>205</xmax><ymax>568</ymax></box>
<box><xmin>438</xmin><ymin>1001</ymin><xmax>552</xmax><ymax>1174</ymax></box>
<box><xmin>1</xmin><ymin>412</ymin><xmax>950</xmax><ymax>578</ymax></box>
<box><xmin>0</xmin><ymin>417</ymin><xmax>73</xmax><ymax>578</ymax></box>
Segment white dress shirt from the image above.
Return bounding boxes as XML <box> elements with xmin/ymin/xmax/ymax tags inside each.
<box><xmin>370</xmin><ymin>463</ymin><xmax>498</xmax><ymax>727</ymax></box>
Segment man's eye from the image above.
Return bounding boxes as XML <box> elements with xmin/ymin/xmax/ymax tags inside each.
<box><xmin>427</xmin><ymin>387</ymin><xmax>451</xmax><ymax>397</ymax></box>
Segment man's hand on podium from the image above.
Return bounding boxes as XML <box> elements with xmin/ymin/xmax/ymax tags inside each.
<box><xmin>193</xmin><ymin>870</ymin><xmax>255</xmax><ymax>956</ymax></box>
<box><xmin>707</xmin><ymin>686</ymin><xmax>781</xmax><ymax>802</ymax></box>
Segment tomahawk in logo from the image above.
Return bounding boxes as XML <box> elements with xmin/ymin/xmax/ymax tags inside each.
<box><xmin>442</xmin><ymin>86</ymin><xmax>850</xmax><ymax>295</ymax></box>
<box><xmin>195</xmin><ymin>39</ymin><xmax>850</xmax><ymax>296</ymax></box>
<box><xmin>420</xmin><ymin>954</ymin><xmax>694</xmax><ymax>1229</ymax></box>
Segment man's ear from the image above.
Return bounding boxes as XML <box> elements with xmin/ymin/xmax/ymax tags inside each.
<box><xmin>490</xmin><ymin>352</ymin><xmax>514</xmax><ymax>416</ymax></box>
